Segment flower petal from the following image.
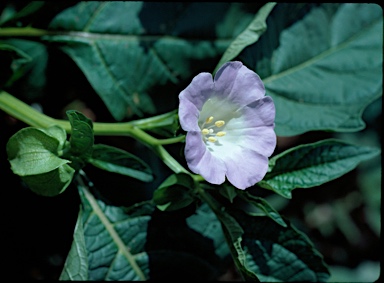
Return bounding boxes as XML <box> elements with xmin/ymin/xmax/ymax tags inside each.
<box><xmin>227</xmin><ymin>126</ymin><xmax>277</xmax><ymax>157</ymax></box>
<box><xmin>179</xmin><ymin>97</ymin><xmax>200</xmax><ymax>131</ymax></box>
<box><xmin>223</xmin><ymin>148</ymin><xmax>269</xmax><ymax>190</ymax></box>
<box><xmin>243</xmin><ymin>96</ymin><xmax>275</xmax><ymax>127</ymax></box>
<box><xmin>179</xmin><ymin>72</ymin><xmax>214</xmax><ymax>111</ymax></box>
<box><xmin>214</xmin><ymin>61</ymin><xmax>265</xmax><ymax>106</ymax></box>
<box><xmin>184</xmin><ymin>131</ymin><xmax>226</xmax><ymax>185</ymax></box>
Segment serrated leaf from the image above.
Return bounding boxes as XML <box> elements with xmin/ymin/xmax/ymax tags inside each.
<box><xmin>6</xmin><ymin>127</ymin><xmax>69</xmax><ymax>176</ymax></box>
<box><xmin>45</xmin><ymin>2</ymin><xmax>255</xmax><ymax>120</ymax></box>
<box><xmin>263</xmin><ymin>139</ymin><xmax>381</xmax><ymax>198</ymax></box>
<box><xmin>240</xmin><ymin>3</ymin><xmax>383</xmax><ymax>136</ymax></box>
<box><xmin>153</xmin><ymin>173</ymin><xmax>195</xmax><ymax>211</ymax></box>
<box><xmin>229</xmin><ymin>209</ymin><xmax>330</xmax><ymax>282</ymax></box>
<box><xmin>88</xmin><ymin>144</ymin><xmax>153</xmax><ymax>182</ymax></box>
<box><xmin>62</xmin><ymin>180</ymin><xmax>229</xmax><ymax>280</ymax></box>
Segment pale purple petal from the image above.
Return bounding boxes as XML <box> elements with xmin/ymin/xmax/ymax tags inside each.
<box><xmin>179</xmin><ymin>97</ymin><xmax>200</xmax><ymax>132</ymax></box>
<box><xmin>179</xmin><ymin>72</ymin><xmax>214</xmax><ymax>111</ymax></box>
<box><xmin>226</xmin><ymin>96</ymin><xmax>275</xmax><ymax>129</ymax></box>
<box><xmin>184</xmin><ymin>131</ymin><xmax>226</xmax><ymax>185</ymax></box>
<box><xmin>228</xmin><ymin>126</ymin><xmax>277</xmax><ymax>157</ymax></box>
<box><xmin>214</xmin><ymin>61</ymin><xmax>265</xmax><ymax>106</ymax></box>
<box><xmin>223</xmin><ymin>148</ymin><xmax>269</xmax><ymax>190</ymax></box>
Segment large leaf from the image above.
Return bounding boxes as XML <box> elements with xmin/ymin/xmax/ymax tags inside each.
<box><xmin>261</xmin><ymin>139</ymin><xmax>381</xmax><ymax>198</ymax></box>
<box><xmin>45</xmin><ymin>2</ymin><xmax>256</xmax><ymax>120</ymax></box>
<box><xmin>239</xmin><ymin>3</ymin><xmax>383</xmax><ymax>136</ymax></box>
<box><xmin>229</xmin><ymin>208</ymin><xmax>330</xmax><ymax>282</ymax></box>
<box><xmin>61</xmin><ymin>179</ymin><xmax>230</xmax><ymax>280</ymax></box>
<box><xmin>60</xmin><ymin>210</ymin><xmax>88</xmax><ymax>280</ymax></box>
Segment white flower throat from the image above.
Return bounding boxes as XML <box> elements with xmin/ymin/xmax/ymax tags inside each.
<box><xmin>200</xmin><ymin>116</ymin><xmax>226</xmax><ymax>143</ymax></box>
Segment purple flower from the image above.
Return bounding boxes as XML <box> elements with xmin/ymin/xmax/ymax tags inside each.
<box><xmin>178</xmin><ymin>61</ymin><xmax>276</xmax><ymax>190</ymax></box>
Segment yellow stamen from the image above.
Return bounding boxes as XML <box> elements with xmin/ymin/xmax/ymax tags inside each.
<box><xmin>201</xmin><ymin>129</ymin><xmax>210</xmax><ymax>135</ymax></box>
<box><xmin>205</xmin><ymin>116</ymin><xmax>214</xmax><ymax>124</ymax></box>
<box><xmin>216</xmin><ymin>131</ymin><xmax>226</xmax><ymax>137</ymax></box>
<box><xmin>208</xmin><ymin>137</ymin><xmax>217</xmax><ymax>143</ymax></box>
<box><xmin>215</xmin><ymin>120</ymin><xmax>225</xmax><ymax>127</ymax></box>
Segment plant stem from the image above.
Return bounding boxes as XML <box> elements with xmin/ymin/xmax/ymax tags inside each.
<box><xmin>0</xmin><ymin>27</ymin><xmax>54</xmax><ymax>37</ymax></box>
<box><xmin>0</xmin><ymin>90</ymin><xmax>190</xmax><ymax>174</ymax></box>
<box><xmin>0</xmin><ymin>90</ymin><xmax>183</xmax><ymax>144</ymax></box>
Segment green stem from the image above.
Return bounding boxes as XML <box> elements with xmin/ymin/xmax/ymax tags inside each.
<box><xmin>0</xmin><ymin>90</ymin><xmax>183</xmax><ymax>145</ymax></box>
<box><xmin>152</xmin><ymin>145</ymin><xmax>189</xmax><ymax>174</ymax></box>
<box><xmin>0</xmin><ymin>27</ymin><xmax>54</xmax><ymax>37</ymax></box>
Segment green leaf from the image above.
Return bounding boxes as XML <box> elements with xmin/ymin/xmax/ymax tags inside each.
<box><xmin>0</xmin><ymin>1</ymin><xmax>45</xmax><ymax>26</ymax></box>
<box><xmin>41</xmin><ymin>124</ymin><xmax>67</xmax><ymax>149</ymax></box>
<box><xmin>62</xmin><ymin>180</ymin><xmax>229</xmax><ymax>280</ymax></box>
<box><xmin>201</xmin><ymin>190</ymin><xmax>260</xmax><ymax>281</ymax></box>
<box><xmin>45</xmin><ymin>2</ymin><xmax>254</xmax><ymax>120</ymax></box>
<box><xmin>229</xmin><ymin>208</ymin><xmax>330</xmax><ymax>282</ymax></box>
<box><xmin>6</xmin><ymin>126</ymin><xmax>74</xmax><ymax>196</ymax></box>
<box><xmin>238</xmin><ymin>191</ymin><xmax>287</xmax><ymax>227</ymax></box>
<box><xmin>0</xmin><ymin>38</ymin><xmax>48</xmax><ymax>99</ymax></box>
<box><xmin>153</xmin><ymin>173</ymin><xmax>195</xmax><ymax>211</ymax></box>
<box><xmin>217</xmin><ymin>208</ymin><xmax>260</xmax><ymax>281</ymax></box>
<box><xmin>214</xmin><ymin>2</ymin><xmax>277</xmax><ymax>74</ymax></box>
<box><xmin>219</xmin><ymin>183</ymin><xmax>238</xmax><ymax>203</ymax></box>
<box><xmin>67</xmin><ymin>110</ymin><xmax>94</xmax><ymax>159</ymax></box>
<box><xmin>21</xmin><ymin>163</ymin><xmax>75</xmax><ymax>197</ymax></box>
<box><xmin>186</xmin><ymin>203</ymin><xmax>230</xmax><ymax>260</ymax></box>
<box><xmin>6</xmin><ymin>127</ymin><xmax>69</xmax><ymax>176</ymax></box>
<box><xmin>263</xmin><ymin>139</ymin><xmax>381</xmax><ymax>198</ymax></box>
<box><xmin>240</xmin><ymin>3</ymin><xmax>383</xmax><ymax>136</ymax></box>
<box><xmin>88</xmin><ymin>144</ymin><xmax>153</xmax><ymax>182</ymax></box>
<box><xmin>0</xmin><ymin>41</ymin><xmax>30</xmax><ymax>87</ymax></box>
<box><xmin>60</xmin><ymin>210</ymin><xmax>89</xmax><ymax>280</ymax></box>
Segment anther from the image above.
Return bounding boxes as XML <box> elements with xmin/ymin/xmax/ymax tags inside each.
<box><xmin>208</xmin><ymin>137</ymin><xmax>217</xmax><ymax>143</ymax></box>
<box><xmin>205</xmin><ymin>116</ymin><xmax>214</xmax><ymax>124</ymax></box>
<box><xmin>216</xmin><ymin>131</ymin><xmax>226</xmax><ymax>137</ymax></box>
<box><xmin>201</xmin><ymin>129</ymin><xmax>210</xmax><ymax>135</ymax></box>
<box><xmin>215</xmin><ymin>120</ymin><xmax>225</xmax><ymax>127</ymax></box>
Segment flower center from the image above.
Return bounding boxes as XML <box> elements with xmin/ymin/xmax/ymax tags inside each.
<box><xmin>200</xmin><ymin>116</ymin><xmax>226</xmax><ymax>143</ymax></box>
